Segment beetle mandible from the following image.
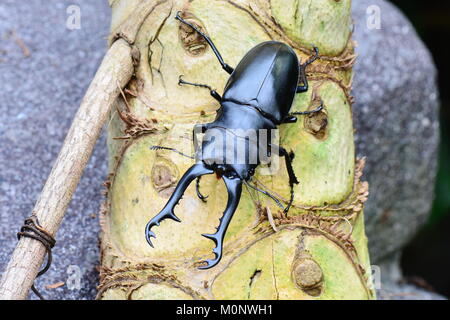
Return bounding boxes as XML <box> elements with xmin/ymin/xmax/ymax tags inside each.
<box><xmin>145</xmin><ymin>11</ymin><xmax>322</xmax><ymax>269</ymax></box>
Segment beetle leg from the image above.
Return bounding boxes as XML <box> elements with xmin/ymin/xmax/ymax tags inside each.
<box><xmin>179</xmin><ymin>75</ymin><xmax>222</xmax><ymax>102</ymax></box>
<box><xmin>282</xmin><ymin>116</ymin><xmax>298</xmax><ymax>124</ymax></box>
<box><xmin>296</xmin><ymin>85</ymin><xmax>309</xmax><ymax>93</ymax></box>
<box><xmin>296</xmin><ymin>46</ymin><xmax>319</xmax><ymax>93</ymax></box>
<box><xmin>196</xmin><ymin>176</ymin><xmax>208</xmax><ymax>202</ymax></box>
<box><xmin>271</xmin><ymin>144</ymin><xmax>299</xmax><ymax>214</ymax></box>
<box><xmin>290</xmin><ymin>103</ymin><xmax>323</xmax><ymax>116</ymax></box>
<box><xmin>303</xmin><ymin>46</ymin><xmax>320</xmax><ymax>66</ymax></box>
<box><xmin>145</xmin><ymin>162</ymin><xmax>214</xmax><ymax>247</ymax></box>
<box><xmin>176</xmin><ymin>11</ymin><xmax>234</xmax><ymax>74</ymax></box>
<box><xmin>198</xmin><ymin>176</ymin><xmax>242</xmax><ymax>269</ymax></box>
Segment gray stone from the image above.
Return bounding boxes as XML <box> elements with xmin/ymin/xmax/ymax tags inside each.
<box><xmin>351</xmin><ymin>0</ymin><xmax>442</xmax><ymax>299</ymax></box>
<box><xmin>0</xmin><ymin>0</ymin><xmax>441</xmax><ymax>299</ymax></box>
<box><xmin>352</xmin><ymin>0</ymin><xmax>440</xmax><ymax>262</ymax></box>
<box><xmin>374</xmin><ymin>252</ymin><xmax>445</xmax><ymax>300</ymax></box>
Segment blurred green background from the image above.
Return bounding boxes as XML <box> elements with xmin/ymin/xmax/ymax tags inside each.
<box><xmin>390</xmin><ymin>0</ymin><xmax>450</xmax><ymax>297</ymax></box>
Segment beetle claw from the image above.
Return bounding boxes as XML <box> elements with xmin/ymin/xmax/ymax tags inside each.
<box><xmin>145</xmin><ymin>227</ymin><xmax>156</xmax><ymax>247</ymax></box>
<box><xmin>145</xmin><ymin>163</ymin><xmax>214</xmax><ymax>250</ymax></box>
<box><xmin>196</xmin><ymin>176</ymin><xmax>209</xmax><ymax>203</ymax></box>
<box><xmin>178</xmin><ymin>75</ymin><xmax>185</xmax><ymax>86</ymax></box>
<box><xmin>198</xmin><ymin>238</ymin><xmax>221</xmax><ymax>270</ymax></box>
<box><xmin>145</xmin><ymin>221</ymin><xmax>159</xmax><ymax>247</ymax></box>
<box><xmin>195</xmin><ymin>176</ymin><xmax>242</xmax><ymax>270</ymax></box>
<box><xmin>197</xmin><ymin>190</ymin><xmax>209</xmax><ymax>203</ymax></box>
<box><xmin>198</xmin><ymin>256</ymin><xmax>221</xmax><ymax>270</ymax></box>
<box><xmin>145</xmin><ymin>210</ymin><xmax>181</xmax><ymax>247</ymax></box>
<box><xmin>303</xmin><ymin>45</ymin><xmax>320</xmax><ymax>67</ymax></box>
<box><xmin>202</xmin><ymin>233</ymin><xmax>218</xmax><ymax>243</ymax></box>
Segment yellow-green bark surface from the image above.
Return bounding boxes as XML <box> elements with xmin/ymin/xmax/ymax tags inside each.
<box><xmin>99</xmin><ymin>0</ymin><xmax>374</xmax><ymax>300</ymax></box>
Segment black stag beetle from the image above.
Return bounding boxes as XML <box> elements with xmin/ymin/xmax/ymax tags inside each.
<box><xmin>145</xmin><ymin>11</ymin><xmax>323</xmax><ymax>269</ymax></box>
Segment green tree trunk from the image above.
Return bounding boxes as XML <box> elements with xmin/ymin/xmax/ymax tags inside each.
<box><xmin>98</xmin><ymin>0</ymin><xmax>375</xmax><ymax>300</ymax></box>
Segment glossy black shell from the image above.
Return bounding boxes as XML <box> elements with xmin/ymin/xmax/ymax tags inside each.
<box><xmin>222</xmin><ymin>41</ymin><xmax>300</xmax><ymax>123</ymax></box>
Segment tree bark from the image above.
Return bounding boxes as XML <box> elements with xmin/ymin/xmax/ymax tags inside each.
<box><xmin>99</xmin><ymin>0</ymin><xmax>375</xmax><ymax>300</ymax></box>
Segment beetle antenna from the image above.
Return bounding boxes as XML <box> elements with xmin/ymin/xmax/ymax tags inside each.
<box><xmin>244</xmin><ymin>180</ymin><xmax>285</xmax><ymax>211</ymax></box>
<box><xmin>178</xmin><ymin>76</ymin><xmax>222</xmax><ymax>102</ymax></box>
<box><xmin>243</xmin><ymin>182</ymin><xmax>258</xmax><ymax>204</ymax></box>
<box><xmin>150</xmin><ymin>145</ymin><xmax>195</xmax><ymax>159</ymax></box>
<box><xmin>179</xmin><ymin>75</ymin><xmax>212</xmax><ymax>90</ymax></box>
